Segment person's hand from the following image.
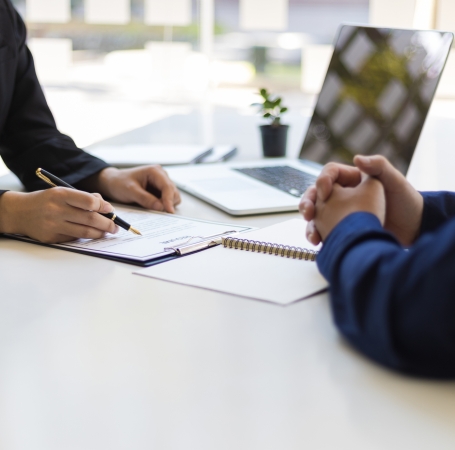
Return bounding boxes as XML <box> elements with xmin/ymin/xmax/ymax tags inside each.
<box><xmin>0</xmin><ymin>189</ymin><xmax>118</xmax><ymax>243</ymax></box>
<box><xmin>89</xmin><ymin>166</ymin><xmax>181</xmax><ymax>214</ymax></box>
<box><xmin>313</xmin><ymin>175</ymin><xmax>386</xmax><ymax>242</ymax></box>
<box><xmin>300</xmin><ymin>163</ymin><xmax>361</xmax><ymax>245</ymax></box>
<box><xmin>300</xmin><ymin>156</ymin><xmax>424</xmax><ymax>246</ymax></box>
<box><xmin>354</xmin><ymin>155</ymin><xmax>423</xmax><ymax>246</ymax></box>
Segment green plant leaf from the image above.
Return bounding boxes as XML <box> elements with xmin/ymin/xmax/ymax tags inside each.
<box><xmin>251</xmin><ymin>103</ymin><xmax>262</xmax><ymax>107</ymax></box>
<box><xmin>280</xmin><ymin>107</ymin><xmax>288</xmax><ymax>113</ymax></box>
<box><xmin>263</xmin><ymin>113</ymin><xmax>272</xmax><ymax>118</ymax></box>
<box><xmin>259</xmin><ymin>88</ymin><xmax>268</xmax><ymax>98</ymax></box>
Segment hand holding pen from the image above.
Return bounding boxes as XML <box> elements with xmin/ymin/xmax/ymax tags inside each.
<box><xmin>0</xmin><ymin>164</ymin><xmax>184</xmax><ymax>244</ymax></box>
<box><xmin>36</xmin><ymin>168</ymin><xmax>141</xmax><ymax>236</ymax></box>
<box><xmin>0</xmin><ymin>183</ymin><xmax>118</xmax><ymax>244</ymax></box>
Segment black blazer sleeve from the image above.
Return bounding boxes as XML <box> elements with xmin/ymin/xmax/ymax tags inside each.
<box><xmin>0</xmin><ymin>0</ymin><xmax>109</xmax><ymax>192</ymax></box>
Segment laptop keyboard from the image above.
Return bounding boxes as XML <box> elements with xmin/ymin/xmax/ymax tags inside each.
<box><xmin>233</xmin><ymin>166</ymin><xmax>317</xmax><ymax>198</ymax></box>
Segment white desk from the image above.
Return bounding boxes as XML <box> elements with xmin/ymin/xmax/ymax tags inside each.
<box><xmin>1</xmin><ymin>108</ymin><xmax>454</xmax><ymax>450</ymax></box>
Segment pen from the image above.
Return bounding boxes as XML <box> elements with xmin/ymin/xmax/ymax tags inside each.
<box><xmin>35</xmin><ymin>168</ymin><xmax>142</xmax><ymax>236</ymax></box>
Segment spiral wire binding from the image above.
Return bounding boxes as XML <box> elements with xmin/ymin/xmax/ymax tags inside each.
<box><xmin>222</xmin><ymin>237</ymin><xmax>318</xmax><ymax>261</ymax></box>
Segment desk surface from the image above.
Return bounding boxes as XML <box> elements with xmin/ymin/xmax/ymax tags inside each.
<box><xmin>1</xmin><ymin>108</ymin><xmax>455</xmax><ymax>450</ymax></box>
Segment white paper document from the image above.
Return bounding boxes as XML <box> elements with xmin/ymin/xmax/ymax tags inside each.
<box><xmin>10</xmin><ymin>206</ymin><xmax>252</xmax><ymax>264</ymax></box>
<box><xmin>86</xmin><ymin>145</ymin><xmax>212</xmax><ymax>167</ymax></box>
<box><xmin>135</xmin><ymin>219</ymin><xmax>328</xmax><ymax>305</ymax></box>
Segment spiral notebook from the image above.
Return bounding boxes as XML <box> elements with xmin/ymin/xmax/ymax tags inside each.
<box><xmin>221</xmin><ymin>235</ymin><xmax>318</xmax><ymax>261</ymax></box>
<box><xmin>135</xmin><ymin>219</ymin><xmax>328</xmax><ymax>305</ymax></box>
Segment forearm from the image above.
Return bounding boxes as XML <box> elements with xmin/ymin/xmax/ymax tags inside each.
<box><xmin>2</xmin><ymin>132</ymin><xmax>110</xmax><ymax>192</ymax></box>
<box><xmin>318</xmin><ymin>212</ymin><xmax>455</xmax><ymax>378</ymax></box>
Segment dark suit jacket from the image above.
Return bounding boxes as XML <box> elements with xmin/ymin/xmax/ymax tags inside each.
<box><xmin>0</xmin><ymin>0</ymin><xmax>108</xmax><ymax>196</ymax></box>
<box><xmin>318</xmin><ymin>191</ymin><xmax>455</xmax><ymax>379</ymax></box>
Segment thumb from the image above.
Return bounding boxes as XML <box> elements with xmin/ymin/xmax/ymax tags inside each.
<box><xmin>354</xmin><ymin>155</ymin><xmax>403</xmax><ymax>190</ymax></box>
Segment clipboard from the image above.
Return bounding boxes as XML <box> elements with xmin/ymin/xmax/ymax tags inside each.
<box><xmin>4</xmin><ymin>231</ymin><xmax>239</xmax><ymax>266</ymax></box>
<box><xmin>2</xmin><ymin>206</ymin><xmax>253</xmax><ymax>266</ymax></box>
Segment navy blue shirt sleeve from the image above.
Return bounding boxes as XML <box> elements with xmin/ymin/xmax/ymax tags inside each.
<box><xmin>420</xmin><ymin>191</ymin><xmax>455</xmax><ymax>234</ymax></box>
<box><xmin>317</xmin><ymin>211</ymin><xmax>455</xmax><ymax>379</ymax></box>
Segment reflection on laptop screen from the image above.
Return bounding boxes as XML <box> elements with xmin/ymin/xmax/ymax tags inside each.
<box><xmin>299</xmin><ymin>26</ymin><xmax>453</xmax><ymax>174</ymax></box>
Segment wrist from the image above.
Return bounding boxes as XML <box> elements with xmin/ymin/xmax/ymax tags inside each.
<box><xmin>78</xmin><ymin>167</ymin><xmax>119</xmax><ymax>198</ymax></box>
<box><xmin>324</xmin><ymin>211</ymin><xmax>383</xmax><ymax>243</ymax></box>
<box><xmin>318</xmin><ymin>210</ymin><xmax>358</xmax><ymax>241</ymax></box>
<box><xmin>411</xmin><ymin>191</ymin><xmax>424</xmax><ymax>240</ymax></box>
<box><xmin>0</xmin><ymin>191</ymin><xmax>26</xmax><ymax>234</ymax></box>
<box><xmin>97</xmin><ymin>167</ymin><xmax>120</xmax><ymax>199</ymax></box>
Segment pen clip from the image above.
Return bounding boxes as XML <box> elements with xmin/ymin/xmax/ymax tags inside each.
<box><xmin>35</xmin><ymin>168</ymin><xmax>57</xmax><ymax>188</ymax></box>
<box><xmin>164</xmin><ymin>230</ymin><xmax>238</xmax><ymax>256</ymax></box>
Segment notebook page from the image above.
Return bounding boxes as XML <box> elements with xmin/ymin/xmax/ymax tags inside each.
<box><xmin>235</xmin><ymin>219</ymin><xmax>322</xmax><ymax>250</ymax></box>
<box><xmin>135</xmin><ymin>219</ymin><xmax>327</xmax><ymax>305</ymax></box>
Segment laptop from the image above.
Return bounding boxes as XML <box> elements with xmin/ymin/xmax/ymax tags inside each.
<box><xmin>166</xmin><ymin>25</ymin><xmax>454</xmax><ymax>215</ymax></box>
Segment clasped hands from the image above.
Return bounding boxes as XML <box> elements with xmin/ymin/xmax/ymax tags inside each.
<box><xmin>299</xmin><ymin>155</ymin><xmax>424</xmax><ymax>247</ymax></box>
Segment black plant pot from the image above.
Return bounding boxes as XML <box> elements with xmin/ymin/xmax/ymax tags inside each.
<box><xmin>260</xmin><ymin>124</ymin><xmax>289</xmax><ymax>157</ymax></box>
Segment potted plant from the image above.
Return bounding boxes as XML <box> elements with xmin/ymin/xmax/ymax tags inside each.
<box><xmin>253</xmin><ymin>88</ymin><xmax>289</xmax><ymax>157</ymax></box>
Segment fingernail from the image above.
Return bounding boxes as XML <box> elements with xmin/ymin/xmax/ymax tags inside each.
<box><xmin>113</xmin><ymin>225</ymin><xmax>120</xmax><ymax>234</ymax></box>
<box><xmin>302</xmin><ymin>207</ymin><xmax>306</xmax><ymax>215</ymax></box>
<box><xmin>359</xmin><ymin>155</ymin><xmax>371</xmax><ymax>165</ymax></box>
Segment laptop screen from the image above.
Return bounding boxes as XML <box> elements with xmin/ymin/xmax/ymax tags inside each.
<box><xmin>299</xmin><ymin>26</ymin><xmax>453</xmax><ymax>174</ymax></box>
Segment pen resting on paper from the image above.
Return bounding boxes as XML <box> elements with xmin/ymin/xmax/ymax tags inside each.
<box><xmin>35</xmin><ymin>168</ymin><xmax>142</xmax><ymax>236</ymax></box>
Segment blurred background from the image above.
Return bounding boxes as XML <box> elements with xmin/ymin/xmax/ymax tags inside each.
<box><xmin>7</xmin><ymin>0</ymin><xmax>455</xmax><ymax>155</ymax></box>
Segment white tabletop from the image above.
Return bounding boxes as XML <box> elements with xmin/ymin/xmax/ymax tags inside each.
<box><xmin>1</xmin><ymin>108</ymin><xmax>454</xmax><ymax>450</ymax></box>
